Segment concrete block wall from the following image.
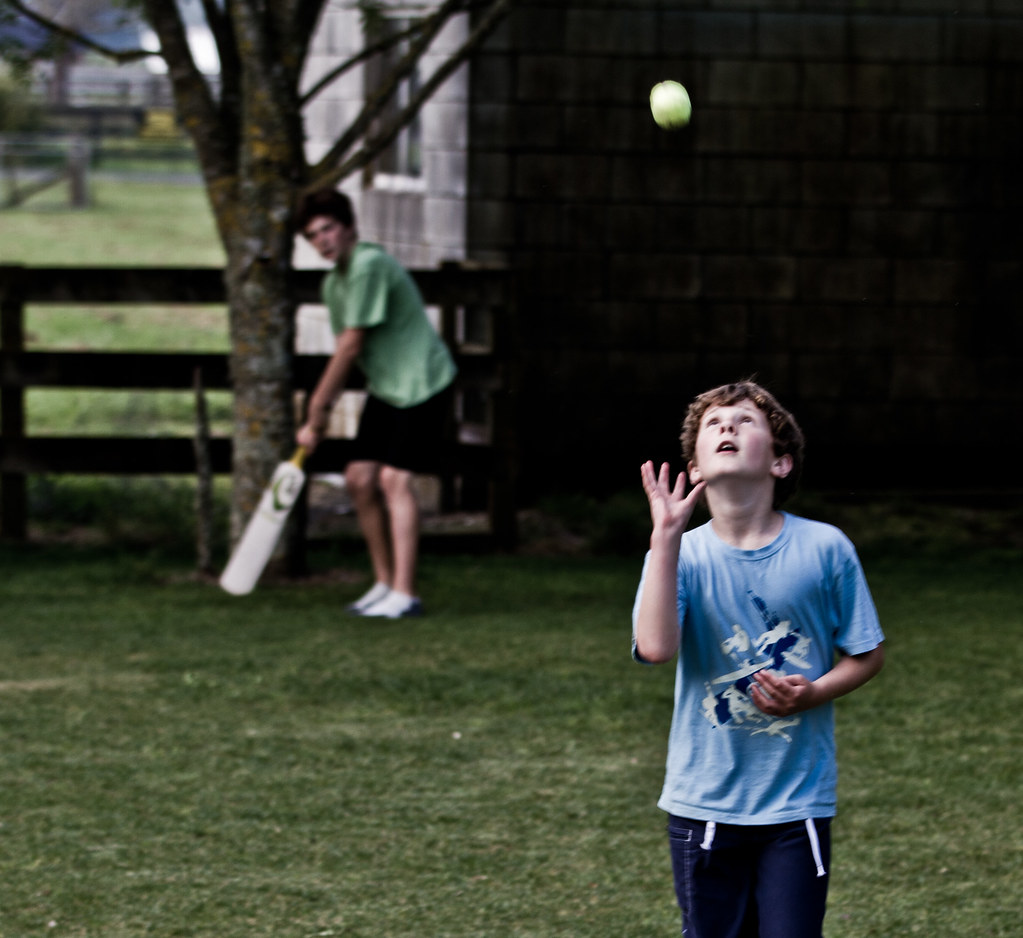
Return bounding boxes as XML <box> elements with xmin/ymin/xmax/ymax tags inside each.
<box><xmin>466</xmin><ymin>0</ymin><xmax>1023</xmax><ymax>496</ymax></box>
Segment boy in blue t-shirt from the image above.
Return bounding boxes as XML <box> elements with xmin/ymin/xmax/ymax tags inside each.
<box><xmin>633</xmin><ymin>380</ymin><xmax>884</xmax><ymax>938</ymax></box>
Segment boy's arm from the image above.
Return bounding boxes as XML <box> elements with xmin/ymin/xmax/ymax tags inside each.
<box><xmin>296</xmin><ymin>328</ymin><xmax>365</xmax><ymax>451</ymax></box>
<box><xmin>751</xmin><ymin>645</ymin><xmax>885</xmax><ymax>717</ymax></box>
<box><xmin>634</xmin><ymin>461</ymin><xmax>706</xmax><ymax>664</ymax></box>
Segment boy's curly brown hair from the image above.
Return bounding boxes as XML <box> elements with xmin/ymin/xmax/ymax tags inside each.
<box><xmin>679</xmin><ymin>380</ymin><xmax>805</xmax><ymax>507</ymax></box>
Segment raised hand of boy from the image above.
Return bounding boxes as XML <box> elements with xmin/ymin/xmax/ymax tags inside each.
<box><xmin>640</xmin><ymin>460</ymin><xmax>706</xmax><ymax>539</ymax></box>
<box><xmin>634</xmin><ymin>461</ymin><xmax>706</xmax><ymax>663</ymax></box>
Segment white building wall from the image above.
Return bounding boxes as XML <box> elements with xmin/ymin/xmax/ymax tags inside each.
<box><xmin>297</xmin><ymin>2</ymin><xmax>468</xmax><ymax>272</ymax></box>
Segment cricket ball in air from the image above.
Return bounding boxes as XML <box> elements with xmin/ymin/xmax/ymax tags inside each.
<box><xmin>649</xmin><ymin>80</ymin><xmax>692</xmax><ymax>130</ymax></box>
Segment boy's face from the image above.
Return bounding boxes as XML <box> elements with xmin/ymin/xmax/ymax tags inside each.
<box><xmin>688</xmin><ymin>399</ymin><xmax>792</xmax><ymax>488</ymax></box>
<box><xmin>303</xmin><ymin>214</ymin><xmax>357</xmax><ymax>267</ymax></box>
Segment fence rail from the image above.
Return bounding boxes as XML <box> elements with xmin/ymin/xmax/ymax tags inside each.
<box><xmin>0</xmin><ymin>264</ymin><xmax>517</xmax><ymax>547</ymax></box>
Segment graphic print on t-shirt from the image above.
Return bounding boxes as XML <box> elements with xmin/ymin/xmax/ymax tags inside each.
<box><xmin>699</xmin><ymin>589</ymin><xmax>809</xmax><ymax>741</ymax></box>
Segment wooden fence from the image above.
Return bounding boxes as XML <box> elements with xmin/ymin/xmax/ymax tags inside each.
<box><xmin>0</xmin><ymin>136</ymin><xmax>92</xmax><ymax>208</ymax></box>
<box><xmin>0</xmin><ymin>264</ymin><xmax>517</xmax><ymax>547</ymax></box>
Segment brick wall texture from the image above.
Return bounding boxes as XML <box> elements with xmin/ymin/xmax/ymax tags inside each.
<box><xmin>466</xmin><ymin>0</ymin><xmax>1023</xmax><ymax>497</ymax></box>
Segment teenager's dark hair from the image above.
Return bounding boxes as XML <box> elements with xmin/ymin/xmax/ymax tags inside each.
<box><xmin>294</xmin><ymin>189</ymin><xmax>355</xmax><ymax>232</ymax></box>
<box><xmin>679</xmin><ymin>380</ymin><xmax>805</xmax><ymax>507</ymax></box>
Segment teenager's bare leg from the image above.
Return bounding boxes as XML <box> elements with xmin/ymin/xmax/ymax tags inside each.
<box><xmin>345</xmin><ymin>460</ymin><xmax>391</xmax><ymax>587</ymax></box>
<box><xmin>379</xmin><ymin>466</ymin><xmax>419</xmax><ymax>597</ymax></box>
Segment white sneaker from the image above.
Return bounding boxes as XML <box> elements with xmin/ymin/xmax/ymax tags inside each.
<box><xmin>359</xmin><ymin>591</ymin><xmax>423</xmax><ymax>619</ymax></box>
<box><xmin>346</xmin><ymin>582</ymin><xmax>391</xmax><ymax>614</ymax></box>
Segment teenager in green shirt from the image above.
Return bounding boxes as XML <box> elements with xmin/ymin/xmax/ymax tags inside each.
<box><xmin>295</xmin><ymin>190</ymin><xmax>456</xmax><ymax>618</ymax></box>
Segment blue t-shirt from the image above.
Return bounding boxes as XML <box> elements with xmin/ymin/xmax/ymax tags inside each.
<box><xmin>632</xmin><ymin>513</ymin><xmax>884</xmax><ymax>824</ymax></box>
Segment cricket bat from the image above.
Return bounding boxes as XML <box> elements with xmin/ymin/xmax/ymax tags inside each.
<box><xmin>219</xmin><ymin>447</ymin><xmax>308</xmax><ymax>596</ymax></box>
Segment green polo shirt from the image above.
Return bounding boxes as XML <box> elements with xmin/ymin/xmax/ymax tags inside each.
<box><xmin>322</xmin><ymin>242</ymin><xmax>456</xmax><ymax>407</ymax></box>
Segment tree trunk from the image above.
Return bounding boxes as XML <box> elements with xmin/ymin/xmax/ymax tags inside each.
<box><xmin>214</xmin><ymin>17</ymin><xmax>308</xmax><ymax>549</ymax></box>
<box><xmin>222</xmin><ymin>201</ymin><xmax>298</xmax><ymax>545</ymax></box>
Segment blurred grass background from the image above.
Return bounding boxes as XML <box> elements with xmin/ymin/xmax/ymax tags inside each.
<box><xmin>1</xmin><ymin>178</ymin><xmax>224</xmax><ymax>266</ymax></box>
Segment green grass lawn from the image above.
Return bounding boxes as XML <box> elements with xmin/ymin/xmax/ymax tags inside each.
<box><xmin>0</xmin><ymin>540</ymin><xmax>1019</xmax><ymax>937</ymax></box>
<box><xmin>0</xmin><ymin>178</ymin><xmax>224</xmax><ymax>267</ymax></box>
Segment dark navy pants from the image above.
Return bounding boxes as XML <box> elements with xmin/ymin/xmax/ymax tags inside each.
<box><xmin>667</xmin><ymin>815</ymin><xmax>831</xmax><ymax>938</ymax></box>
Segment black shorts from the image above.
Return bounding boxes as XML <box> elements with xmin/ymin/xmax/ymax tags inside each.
<box><xmin>349</xmin><ymin>388</ymin><xmax>451</xmax><ymax>474</ymax></box>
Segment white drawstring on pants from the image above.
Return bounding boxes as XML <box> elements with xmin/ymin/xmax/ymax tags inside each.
<box><xmin>804</xmin><ymin>818</ymin><xmax>827</xmax><ymax>878</ymax></box>
<box><xmin>700</xmin><ymin>820</ymin><xmax>717</xmax><ymax>851</ymax></box>
<box><xmin>697</xmin><ymin>818</ymin><xmax>826</xmax><ymax>878</ymax></box>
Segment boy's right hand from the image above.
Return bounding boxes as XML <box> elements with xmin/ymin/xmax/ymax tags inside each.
<box><xmin>296</xmin><ymin>422</ymin><xmax>322</xmax><ymax>453</ymax></box>
<box><xmin>634</xmin><ymin>461</ymin><xmax>704</xmax><ymax>663</ymax></box>
<box><xmin>640</xmin><ymin>460</ymin><xmax>706</xmax><ymax>539</ymax></box>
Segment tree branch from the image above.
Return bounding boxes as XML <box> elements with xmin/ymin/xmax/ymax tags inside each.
<box><xmin>308</xmin><ymin>0</ymin><xmax>513</xmax><ymax>193</ymax></box>
<box><xmin>309</xmin><ymin>0</ymin><xmax>465</xmax><ymax>181</ymax></box>
<box><xmin>299</xmin><ymin>16</ymin><xmax>429</xmax><ymax>108</ymax></box>
<box><xmin>196</xmin><ymin>0</ymin><xmax>240</xmax><ymax>118</ymax></box>
<box><xmin>197</xmin><ymin>0</ymin><xmax>237</xmax><ymax>74</ymax></box>
<box><xmin>138</xmin><ymin>0</ymin><xmax>234</xmax><ymax>182</ymax></box>
<box><xmin>2</xmin><ymin>0</ymin><xmax>152</xmax><ymax>64</ymax></box>
<box><xmin>290</xmin><ymin>0</ymin><xmax>330</xmax><ymax>78</ymax></box>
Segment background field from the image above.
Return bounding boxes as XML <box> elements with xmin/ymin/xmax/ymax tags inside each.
<box><xmin>1</xmin><ymin>178</ymin><xmax>223</xmax><ymax>267</ymax></box>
